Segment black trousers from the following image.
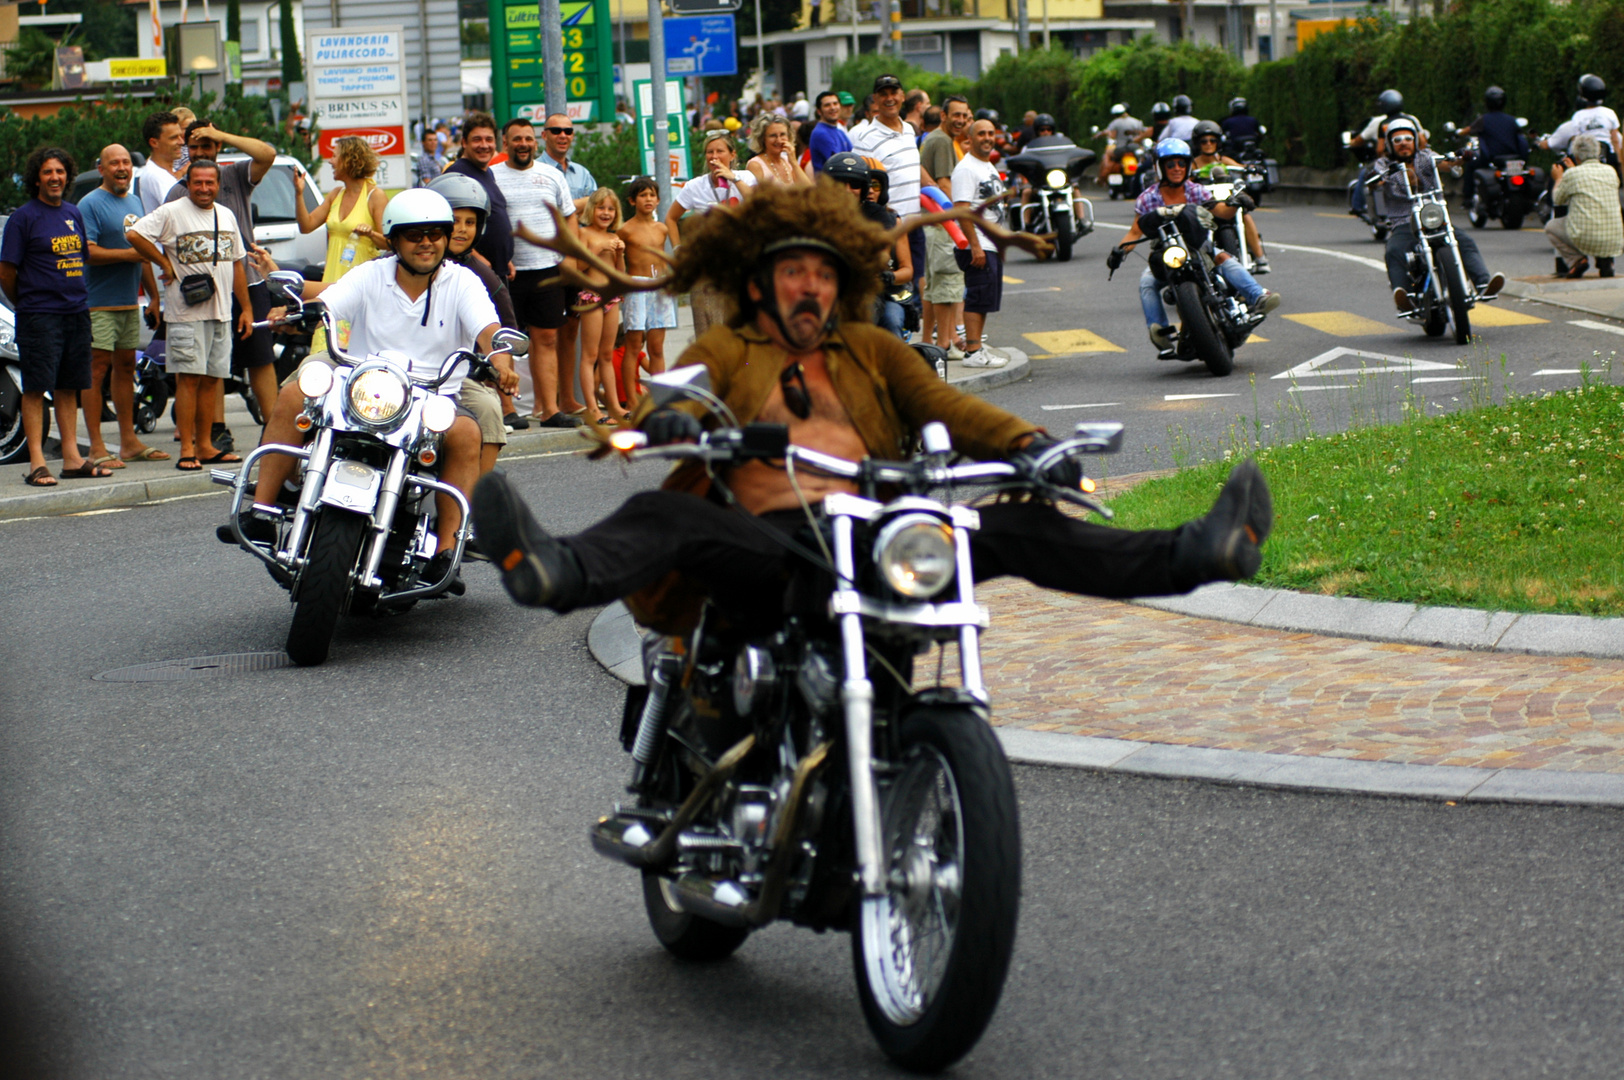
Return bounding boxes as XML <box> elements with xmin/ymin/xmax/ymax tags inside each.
<box><xmin>564</xmin><ymin>490</ymin><xmax>1187</xmax><ymax>618</ymax></box>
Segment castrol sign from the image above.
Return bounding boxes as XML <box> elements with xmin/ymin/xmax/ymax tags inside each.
<box><xmin>306</xmin><ymin>26</ymin><xmax>411</xmax><ymax>190</ymax></box>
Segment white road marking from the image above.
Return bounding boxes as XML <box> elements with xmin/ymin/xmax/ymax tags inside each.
<box><xmin>1409</xmin><ymin>376</ymin><xmax>1484</xmax><ymax>383</ymax></box>
<box><xmin>1164</xmin><ymin>393</ymin><xmax>1238</xmax><ymax>401</ymax></box>
<box><xmin>1005</xmin><ymin>286</ymin><xmax>1064</xmax><ymax>295</ymax></box>
<box><xmin>1569</xmin><ymin>319</ymin><xmax>1624</xmax><ymax>337</ymax></box>
<box><xmin>1530</xmin><ymin>368</ymin><xmax>1582</xmax><ymax>376</ymax></box>
<box><xmin>1095</xmin><ymin>222</ymin><xmax>1390</xmax><ymax>272</ymax></box>
<box><xmin>1288</xmin><ymin>384</ymin><xmax>1355</xmax><ymax>392</ymax></box>
<box><xmin>1040</xmin><ymin>402</ymin><xmax>1123</xmax><ymax>411</ymax></box>
<box><xmin>1274</xmin><ymin>346</ymin><xmax>1458</xmax><ymax>379</ymax></box>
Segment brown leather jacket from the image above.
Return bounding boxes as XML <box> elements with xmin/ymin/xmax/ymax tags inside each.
<box><xmin>624</xmin><ymin>320</ymin><xmax>1039</xmax><ymax>630</ymax></box>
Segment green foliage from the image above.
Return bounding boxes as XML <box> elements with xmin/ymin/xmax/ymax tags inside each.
<box><xmin>0</xmin><ymin>85</ymin><xmax>308</xmax><ymax>210</ymax></box>
<box><xmin>977</xmin><ymin>45</ymin><xmax>1085</xmax><ymax>134</ymax></box>
<box><xmin>1071</xmin><ymin>37</ymin><xmax>1248</xmax><ymax>134</ymax></box>
<box><xmin>4</xmin><ymin>27</ymin><xmax>60</xmax><ymax>89</ymax></box>
<box><xmin>571</xmin><ymin>123</ymin><xmax>641</xmax><ymax>202</ymax></box>
<box><xmin>228</xmin><ymin>0</ymin><xmax>242</xmax><ymax>45</ymax></box>
<box><xmin>279</xmin><ymin>0</ymin><xmax>303</xmax><ymax>87</ymax></box>
<box><xmin>828</xmin><ymin>52</ymin><xmax>974</xmax><ymax>110</ymax></box>
<box><xmin>461</xmin><ymin>19</ymin><xmax>490</xmax><ymax>45</ymax></box>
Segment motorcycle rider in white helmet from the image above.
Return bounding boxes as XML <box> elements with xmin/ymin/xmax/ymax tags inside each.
<box><xmin>226</xmin><ymin>188</ymin><xmax>502</xmax><ymax>592</ymax></box>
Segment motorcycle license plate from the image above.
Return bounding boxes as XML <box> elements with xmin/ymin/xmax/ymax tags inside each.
<box><xmin>1108</xmin><ymin>173</ymin><xmax>1123</xmax><ymax>186</ymax></box>
<box><xmin>1505</xmin><ymin>159</ymin><xmax>1525</xmax><ymax>176</ymax></box>
<box><xmin>320</xmin><ymin>460</ymin><xmax>383</xmax><ymax>512</ymax></box>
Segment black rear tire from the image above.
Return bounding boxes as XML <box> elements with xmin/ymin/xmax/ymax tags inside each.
<box><xmin>642</xmin><ymin>871</ymin><xmax>752</xmax><ymax>961</ymax></box>
<box><xmin>285</xmin><ymin>508</ymin><xmax>366</xmax><ymax>666</ymax></box>
<box><xmin>1174</xmin><ymin>280</ymin><xmax>1234</xmax><ymax>376</ymax></box>
<box><xmin>854</xmin><ymin>706</ymin><xmax>1020</xmax><ymax>1073</ymax></box>
<box><xmin>1501</xmin><ymin>213</ymin><xmax>1524</xmax><ymax>231</ymax></box>
<box><xmin>1438</xmin><ymin>247</ymin><xmax>1472</xmax><ymax>345</ymax></box>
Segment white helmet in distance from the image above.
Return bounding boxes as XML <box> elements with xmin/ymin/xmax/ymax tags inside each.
<box><xmin>381</xmin><ymin>188</ymin><xmax>455</xmax><ymax>240</ymax></box>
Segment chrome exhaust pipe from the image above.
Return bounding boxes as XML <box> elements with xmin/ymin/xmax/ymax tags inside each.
<box><xmin>590</xmin><ymin>814</ymin><xmax>662</xmax><ymax>866</ymax></box>
<box><xmin>670</xmin><ymin>873</ymin><xmax>754</xmax><ymax>927</ymax></box>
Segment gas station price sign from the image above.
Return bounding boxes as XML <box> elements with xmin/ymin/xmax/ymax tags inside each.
<box><xmin>490</xmin><ymin>0</ymin><xmax>614</xmax><ymax>124</ymax></box>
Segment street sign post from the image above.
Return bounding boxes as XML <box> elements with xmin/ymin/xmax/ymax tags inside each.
<box><xmin>667</xmin><ymin>0</ymin><xmax>741</xmax><ymax>11</ymax></box>
<box><xmin>663</xmin><ymin>15</ymin><xmax>736</xmax><ymax>77</ymax></box>
<box><xmin>305</xmin><ymin>26</ymin><xmax>410</xmax><ymax>190</ymax></box>
<box><xmin>634</xmin><ymin>78</ymin><xmax>689</xmax><ymax>182</ymax></box>
<box><xmin>490</xmin><ymin>0</ymin><xmax>615</xmax><ymax>124</ymax></box>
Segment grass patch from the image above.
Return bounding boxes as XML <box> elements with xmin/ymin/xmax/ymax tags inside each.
<box><xmin>1108</xmin><ymin>378</ymin><xmax>1624</xmax><ymax>617</ymax></box>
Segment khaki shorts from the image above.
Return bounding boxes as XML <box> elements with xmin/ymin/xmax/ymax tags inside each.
<box><xmin>923</xmin><ymin>225</ymin><xmax>965</xmax><ymax>304</ymax></box>
<box><xmin>166</xmin><ymin>319</ymin><xmax>232</xmax><ymax>378</ymax></box>
<box><xmin>90</xmin><ymin>308</ymin><xmax>142</xmax><ymax>352</ymax></box>
<box><xmin>459</xmin><ymin>379</ymin><xmax>507</xmax><ymax>446</ymax></box>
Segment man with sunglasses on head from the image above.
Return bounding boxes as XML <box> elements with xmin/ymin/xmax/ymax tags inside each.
<box><xmin>470</xmin><ymin>183</ymin><xmax>1276</xmax><ymax>627</ymax></box>
<box><xmin>1372</xmin><ymin>118</ymin><xmax>1504</xmax><ymax>313</ymax></box>
<box><xmin>226</xmin><ymin>190</ymin><xmax>498</xmax><ymax>592</ymax></box>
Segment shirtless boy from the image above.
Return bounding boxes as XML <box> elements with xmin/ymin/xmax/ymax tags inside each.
<box><xmin>616</xmin><ymin>177</ymin><xmax>676</xmax><ymax>406</ymax></box>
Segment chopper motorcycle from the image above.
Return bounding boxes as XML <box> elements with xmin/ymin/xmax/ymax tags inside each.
<box><xmin>588</xmin><ymin>366</ymin><xmax>1124</xmax><ymax>1072</ymax></box>
<box><xmin>1369</xmin><ymin>156</ymin><xmax>1492</xmax><ymax>345</ymax></box>
<box><xmin>213</xmin><ymin>270</ymin><xmax>529</xmax><ymax>665</ymax></box>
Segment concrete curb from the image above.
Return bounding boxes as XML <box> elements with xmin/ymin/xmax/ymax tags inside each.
<box><xmin>1135</xmin><ymin>582</ymin><xmax>1624</xmax><ymax>660</ymax></box>
<box><xmin>0</xmin><ymin>426</ymin><xmax>589</xmax><ymax>522</ymax></box>
<box><xmin>1501</xmin><ymin>279</ymin><xmax>1624</xmax><ymax>321</ymax></box>
<box><xmin>585</xmin><ymin>599</ymin><xmax>1624</xmax><ymax>807</ymax></box>
<box><xmin>944</xmin><ymin>348</ymin><xmax>1030</xmax><ymax>392</ymax></box>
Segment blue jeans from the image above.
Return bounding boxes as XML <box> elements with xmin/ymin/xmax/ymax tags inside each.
<box><xmin>1139</xmin><ymin>258</ymin><xmax>1264</xmax><ymax>327</ymax></box>
<box><xmin>876</xmin><ymin>298</ymin><xmax>909</xmax><ymax>339</ymax></box>
<box><xmin>1350</xmin><ymin>166</ymin><xmax>1369</xmax><ymax>214</ymax></box>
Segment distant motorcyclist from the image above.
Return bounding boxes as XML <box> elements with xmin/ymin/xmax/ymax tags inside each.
<box><xmin>1219</xmin><ymin>97</ymin><xmax>1262</xmax><ymax>155</ymax></box>
<box><xmin>1349</xmin><ymin>89</ymin><xmax>1428</xmax><ymax>217</ymax></box>
<box><xmin>1162</xmin><ymin>95</ymin><xmax>1198</xmax><ymax>143</ymax></box>
<box><xmin>1541</xmin><ymin>74</ymin><xmax>1622</xmax><ymax>168</ymax></box>
<box><xmin>1105</xmin><ymin>138</ymin><xmax>1279</xmax><ymax>355</ymax></box>
<box><xmin>1096</xmin><ymin>104</ymin><xmax>1145</xmax><ymax>188</ymax></box>
<box><xmin>1460</xmin><ymin>85</ymin><xmax>1530</xmax><ymax>207</ymax></box>
<box><xmin>1149</xmin><ymin>101</ymin><xmax>1173</xmax><ymax>144</ymax></box>
<box><xmin>1190</xmin><ymin>120</ymin><xmax>1270</xmax><ymax>273</ymax></box>
<box><xmin>1372</xmin><ymin>118</ymin><xmax>1505</xmax><ymax>313</ymax></box>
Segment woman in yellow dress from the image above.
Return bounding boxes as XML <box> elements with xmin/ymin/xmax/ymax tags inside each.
<box><xmin>294</xmin><ymin>135</ymin><xmax>389</xmax><ymax>353</ymax></box>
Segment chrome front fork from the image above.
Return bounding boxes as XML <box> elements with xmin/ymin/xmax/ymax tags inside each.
<box><xmin>832</xmin><ymin>514</ymin><xmax>886</xmax><ymax>898</ymax></box>
<box><xmin>286</xmin><ymin>427</ymin><xmax>334</xmax><ymax>559</ymax></box>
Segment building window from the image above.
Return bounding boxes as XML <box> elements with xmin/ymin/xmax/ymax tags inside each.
<box><xmin>240</xmin><ymin>17</ymin><xmax>260</xmax><ymax>54</ymax></box>
<box><xmin>819</xmin><ymin>55</ymin><xmax>834</xmax><ymax>84</ymax></box>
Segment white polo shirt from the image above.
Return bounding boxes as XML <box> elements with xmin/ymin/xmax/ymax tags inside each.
<box><xmin>491</xmin><ymin>161</ymin><xmax>576</xmax><ymax>271</ymax></box>
<box><xmin>674</xmin><ymin>169</ymin><xmax>756</xmax><ymax>213</ymax></box>
<box><xmin>318</xmin><ymin>256</ymin><xmax>499</xmax><ymax>395</ymax></box>
<box><xmin>850</xmin><ymin>117</ymin><xmax>922</xmax><ymax>216</ymax></box>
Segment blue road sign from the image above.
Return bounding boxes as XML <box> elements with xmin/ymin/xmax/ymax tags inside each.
<box><xmin>663</xmin><ymin>15</ymin><xmax>737</xmax><ymax>78</ymax></box>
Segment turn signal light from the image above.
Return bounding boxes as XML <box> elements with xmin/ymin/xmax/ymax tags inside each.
<box><xmin>418</xmin><ymin>447</ymin><xmax>437</xmax><ymax>466</ymax></box>
<box><xmin>1080</xmin><ymin>477</ymin><xmax>1097</xmax><ymax>493</ymax></box>
<box><xmin>294</xmin><ymin>413</ymin><xmax>314</xmax><ymax>431</ymax></box>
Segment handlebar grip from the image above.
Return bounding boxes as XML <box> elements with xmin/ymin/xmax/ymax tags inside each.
<box><xmin>740</xmin><ymin>423</ymin><xmax>790</xmax><ymax>457</ymax></box>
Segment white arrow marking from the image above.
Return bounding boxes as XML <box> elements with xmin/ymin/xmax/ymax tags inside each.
<box><xmin>1530</xmin><ymin>368</ymin><xmax>1582</xmax><ymax>376</ymax></box>
<box><xmin>1164</xmin><ymin>393</ymin><xmax>1238</xmax><ymax>401</ymax></box>
<box><xmin>1273</xmin><ymin>346</ymin><xmax>1461</xmax><ymax>380</ymax></box>
<box><xmin>1040</xmin><ymin>402</ymin><xmax>1123</xmax><ymax>411</ymax></box>
<box><xmin>1570</xmin><ymin>319</ymin><xmax>1624</xmax><ymax>337</ymax></box>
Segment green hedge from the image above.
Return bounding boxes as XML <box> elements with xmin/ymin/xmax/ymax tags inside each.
<box><xmin>0</xmin><ymin>84</ymin><xmax>305</xmax><ymax>210</ymax></box>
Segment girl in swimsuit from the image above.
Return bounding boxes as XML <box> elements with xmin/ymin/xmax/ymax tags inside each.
<box><xmin>574</xmin><ymin>188</ymin><xmax>629</xmax><ymax>425</ymax></box>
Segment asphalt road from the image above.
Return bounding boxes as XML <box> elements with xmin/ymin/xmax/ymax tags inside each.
<box><xmin>4</xmin><ymin>201</ymin><xmax>1624</xmax><ymax>1078</ymax></box>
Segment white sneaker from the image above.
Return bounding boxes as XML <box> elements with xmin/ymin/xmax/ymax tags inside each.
<box><xmin>961</xmin><ymin>348</ymin><xmax>1008</xmax><ymax>368</ymax></box>
<box><xmin>946</xmin><ymin>342</ymin><xmax>966</xmax><ymax>361</ymax></box>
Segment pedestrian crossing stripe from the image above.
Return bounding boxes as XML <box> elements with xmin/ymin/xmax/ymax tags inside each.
<box><xmin>1002</xmin><ymin>274</ymin><xmax>1025</xmax><ymax>284</ymax></box>
<box><xmin>1273</xmin><ymin>346</ymin><xmax>1460</xmax><ymax>379</ymax></box>
<box><xmin>1283</xmin><ymin>311</ymin><xmax>1400</xmax><ymax>337</ymax></box>
<box><xmin>1023</xmin><ymin>329</ymin><xmax>1124</xmax><ymax>355</ymax></box>
<box><xmin>1466</xmin><ymin>305</ymin><xmax>1548</xmax><ymax>327</ymax></box>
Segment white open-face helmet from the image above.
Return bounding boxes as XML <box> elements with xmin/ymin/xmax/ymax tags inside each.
<box><xmin>380</xmin><ymin>189</ymin><xmax>455</xmax><ymax>241</ymax></box>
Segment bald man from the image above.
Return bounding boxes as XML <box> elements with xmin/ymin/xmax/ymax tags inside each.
<box><xmin>80</xmin><ymin>143</ymin><xmax>165</xmax><ymax>464</ymax></box>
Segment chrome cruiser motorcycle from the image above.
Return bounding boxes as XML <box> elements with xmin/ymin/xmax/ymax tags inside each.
<box><xmin>1368</xmin><ymin>158</ymin><xmax>1488</xmax><ymax>345</ymax></box>
<box><xmin>1005</xmin><ymin>137</ymin><xmax>1097</xmax><ymax>261</ymax></box>
<box><xmin>592</xmin><ymin>367</ymin><xmax>1123</xmax><ymax>1072</ymax></box>
<box><xmin>213</xmin><ymin>270</ymin><xmax>528</xmax><ymax>666</ymax></box>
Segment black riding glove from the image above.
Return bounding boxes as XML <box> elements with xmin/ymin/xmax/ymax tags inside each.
<box><xmin>641</xmin><ymin>408</ymin><xmax>702</xmax><ymax>446</ymax></box>
<box><xmin>880</xmin><ymin>269</ymin><xmax>896</xmax><ymax>288</ymax></box>
<box><xmin>1105</xmin><ymin>247</ymin><xmax>1126</xmax><ymax>271</ymax></box>
<box><xmin>1229</xmin><ymin>191</ymin><xmax>1256</xmax><ymax>212</ymax></box>
<box><xmin>1013</xmin><ymin>434</ymin><xmax>1084</xmax><ymax>493</ymax></box>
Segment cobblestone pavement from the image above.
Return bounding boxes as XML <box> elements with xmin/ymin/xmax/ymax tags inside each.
<box><xmin>977</xmin><ymin>579</ymin><xmax>1624</xmax><ymax>773</ymax></box>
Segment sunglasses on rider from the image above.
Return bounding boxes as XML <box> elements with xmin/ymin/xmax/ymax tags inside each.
<box><xmin>545</xmin><ymin>126</ymin><xmax>576</xmax><ymax>135</ymax></box>
<box><xmin>780</xmin><ymin>361</ymin><xmax>812</xmax><ymax>420</ymax></box>
<box><xmin>398</xmin><ymin>226</ymin><xmax>448</xmax><ymax>244</ymax></box>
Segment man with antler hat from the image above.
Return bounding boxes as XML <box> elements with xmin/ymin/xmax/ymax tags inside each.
<box><xmin>473</xmin><ymin>182</ymin><xmax>1274</xmax><ymax>625</ymax></box>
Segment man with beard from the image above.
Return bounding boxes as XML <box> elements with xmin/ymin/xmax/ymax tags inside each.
<box><xmin>469</xmin><ymin>182</ymin><xmax>1275</xmax><ymax>628</ymax></box>
<box><xmin>1373</xmin><ymin>118</ymin><xmax>1504</xmax><ymax>312</ymax></box>
<box><xmin>446</xmin><ymin>112</ymin><xmax>516</xmax><ymax>279</ymax></box>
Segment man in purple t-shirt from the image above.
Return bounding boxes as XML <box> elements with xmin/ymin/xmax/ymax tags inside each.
<box><xmin>0</xmin><ymin>147</ymin><xmax>109</xmax><ymax>485</ymax></box>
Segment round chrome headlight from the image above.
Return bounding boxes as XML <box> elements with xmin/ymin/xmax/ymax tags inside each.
<box><xmin>1045</xmin><ymin>168</ymin><xmax>1068</xmax><ymax>189</ymax></box>
<box><xmin>1162</xmin><ymin>245</ymin><xmax>1189</xmax><ymax>269</ymax></box>
<box><xmin>1418</xmin><ymin>203</ymin><xmax>1447</xmax><ymax>231</ymax></box>
<box><xmin>874</xmin><ymin>514</ymin><xmax>956</xmax><ymax>600</ymax></box>
<box><xmin>297</xmin><ymin>361</ymin><xmax>334</xmax><ymax>399</ymax></box>
<box><xmin>348</xmin><ymin>367</ymin><xmax>409</xmax><ymax>425</ymax></box>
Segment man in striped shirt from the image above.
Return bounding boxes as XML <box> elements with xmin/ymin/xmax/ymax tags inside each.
<box><xmin>851</xmin><ymin>73</ymin><xmax>925</xmax><ymax>320</ymax></box>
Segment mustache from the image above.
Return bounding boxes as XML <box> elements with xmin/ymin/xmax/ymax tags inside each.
<box><xmin>788</xmin><ymin>297</ymin><xmax>825</xmax><ymax>320</ymax></box>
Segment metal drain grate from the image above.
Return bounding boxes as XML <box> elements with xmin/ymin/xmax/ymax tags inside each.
<box><xmin>94</xmin><ymin>652</ymin><xmax>293</xmax><ymax>683</ymax></box>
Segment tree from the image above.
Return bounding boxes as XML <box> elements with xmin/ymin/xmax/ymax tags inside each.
<box><xmin>279</xmin><ymin>0</ymin><xmax>302</xmax><ymax>86</ymax></box>
<box><xmin>228</xmin><ymin>0</ymin><xmax>242</xmax><ymax>45</ymax></box>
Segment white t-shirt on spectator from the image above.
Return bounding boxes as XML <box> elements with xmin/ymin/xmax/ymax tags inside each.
<box><xmin>135</xmin><ymin>158</ymin><xmax>183</xmax><ymax>217</ymax></box>
<box><xmin>675</xmin><ymin>170</ymin><xmax>756</xmax><ymax>213</ymax></box>
<box><xmin>491</xmin><ymin>161</ymin><xmax>575</xmax><ymax>271</ymax></box>
<box><xmin>850</xmin><ymin>118</ymin><xmax>922</xmax><ymax>215</ymax></box>
<box><xmin>317</xmin><ymin>256</ymin><xmax>499</xmax><ymax>395</ymax></box>
<box><xmin>950</xmin><ymin>154</ymin><xmax>1006</xmax><ymax>246</ymax></box>
<box><xmin>128</xmin><ymin>197</ymin><xmax>244</xmax><ymax>323</ymax></box>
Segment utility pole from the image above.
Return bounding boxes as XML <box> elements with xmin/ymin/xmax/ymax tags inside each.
<box><xmin>541</xmin><ymin>0</ymin><xmax>565</xmax><ymax>117</ymax></box>
<box><xmin>1268</xmin><ymin>0</ymin><xmax>1277</xmax><ymax>59</ymax></box>
<box><xmin>649</xmin><ymin>0</ymin><xmax>671</xmax><ymax>214</ymax></box>
<box><xmin>890</xmin><ymin>0</ymin><xmax>901</xmax><ymax>57</ymax></box>
<box><xmin>1042</xmin><ymin>0</ymin><xmax>1050</xmax><ymax>49</ymax></box>
<box><xmin>754</xmin><ymin>0</ymin><xmax>765</xmax><ymax>90</ymax></box>
<box><xmin>1015</xmin><ymin>0</ymin><xmax>1029</xmax><ymax>51</ymax></box>
<box><xmin>850</xmin><ymin>0</ymin><xmax>859</xmax><ymax>63</ymax></box>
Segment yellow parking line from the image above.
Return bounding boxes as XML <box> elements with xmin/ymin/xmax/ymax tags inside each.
<box><xmin>1467</xmin><ymin>305</ymin><xmax>1549</xmax><ymax>327</ymax></box>
<box><xmin>1002</xmin><ymin>274</ymin><xmax>1025</xmax><ymax>284</ymax></box>
<box><xmin>1315</xmin><ymin>212</ymin><xmax>1354</xmax><ymax>219</ymax></box>
<box><xmin>1283</xmin><ymin>310</ymin><xmax>1397</xmax><ymax>337</ymax></box>
<box><xmin>1023</xmin><ymin>329</ymin><xmax>1125</xmax><ymax>355</ymax></box>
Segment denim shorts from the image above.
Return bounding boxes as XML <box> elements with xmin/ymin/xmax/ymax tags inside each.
<box><xmin>15</xmin><ymin>309</ymin><xmax>92</xmax><ymax>393</ymax></box>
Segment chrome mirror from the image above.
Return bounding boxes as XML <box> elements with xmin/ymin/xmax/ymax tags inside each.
<box><xmin>491</xmin><ymin>327</ymin><xmax>529</xmax><ymax>358</ymax></box>
<box><xmin>267</xmin><ymin>270</ymin><xmax>305</xmax><ymax>306</ymax></box>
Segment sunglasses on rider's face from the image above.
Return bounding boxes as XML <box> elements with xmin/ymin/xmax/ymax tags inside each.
<box><xmin>1197</xmin><ymin>135</ymin><xmax>1218</xmax><ymax>143</ymax></box>
<box><xmin>398</xmin><ymin>227</ymin><xmax>448</xmax><ymax>244</ymax></box>
<box><xmin>545</xmin><ymin>126</ymin><xmax>576</xmax><ymax>135</ymax></box>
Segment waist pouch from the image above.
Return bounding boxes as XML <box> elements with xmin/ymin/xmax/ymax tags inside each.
<box><xmin>179</xmin><ymin>207</ymin><xmax>220</xmax><ymax>307</ymax></box>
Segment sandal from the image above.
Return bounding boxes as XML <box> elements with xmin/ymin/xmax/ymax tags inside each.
<box><xmin>121</xmin><ymin>446</ymin><xmax>171</xmax><ymax>462</ymax></box>
<box><xmin>58</xmin><ymin>462</ymin><xmax>115</xmax><ymax>479</ymax></box>
<box><xmin>199</xmin><ymin>450</ymin><xmax>242</xmax><ymax>464</ymax></box>
<box><xmin>176</xmin><ymin>456</ymin><xmax>202</xmax><ymax>471</ymax></box>
<box><xmin>22</xmin><ymin>465</ymin><xmax>56</xmax><ymax>487</ymax></box>
<box><xmin>89</xmin><ymin>454</ymin><xmax>126</xmax><ymax>471</ymax></box>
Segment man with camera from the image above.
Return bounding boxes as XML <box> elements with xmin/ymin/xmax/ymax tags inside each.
<box><xmin>127</xmin><ymin>160</ymin><xmax>254</xmax><ymax>470</ymax></box>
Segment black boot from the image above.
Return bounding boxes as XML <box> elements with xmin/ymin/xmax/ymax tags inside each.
<box><xmin>1170</xmin><ymin>459</ymin><xmax>1273</xmax><ymax>588</ymax></box>
<box><xmin>1600</xmin><ymin>257</ymin><xmax>1615</xmax><ymax>279</ymax></box>
<box><xmin>471</xmin><ymin>471</ymin><xmax>587</xmax><ymax>611</ymax></box>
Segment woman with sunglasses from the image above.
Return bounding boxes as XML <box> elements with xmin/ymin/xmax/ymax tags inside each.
<box><xmin>1189</xmin><ymin>120</ymin><xmax>1270</xmax><ymax>273</ymax></box>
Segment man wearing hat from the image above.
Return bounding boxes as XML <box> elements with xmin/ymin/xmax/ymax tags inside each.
<box><xmin>851</xmin><ymin>74</ymin><xmax>926</xmax><ymax>313</ymax></box>
<box><xmin>1546</xmin><ymin>135</ymin><xmax>1621</xmax><ymax>278</ymax></box>
<box><xmin>837</xmin><ymin>91</ymin><xmax>856</xmax><ymax>127</ymax></box>
<box><xmin>809</xmin><ymin>90</ymin><xmax>853</xmax><ymax>174</ymax></box>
